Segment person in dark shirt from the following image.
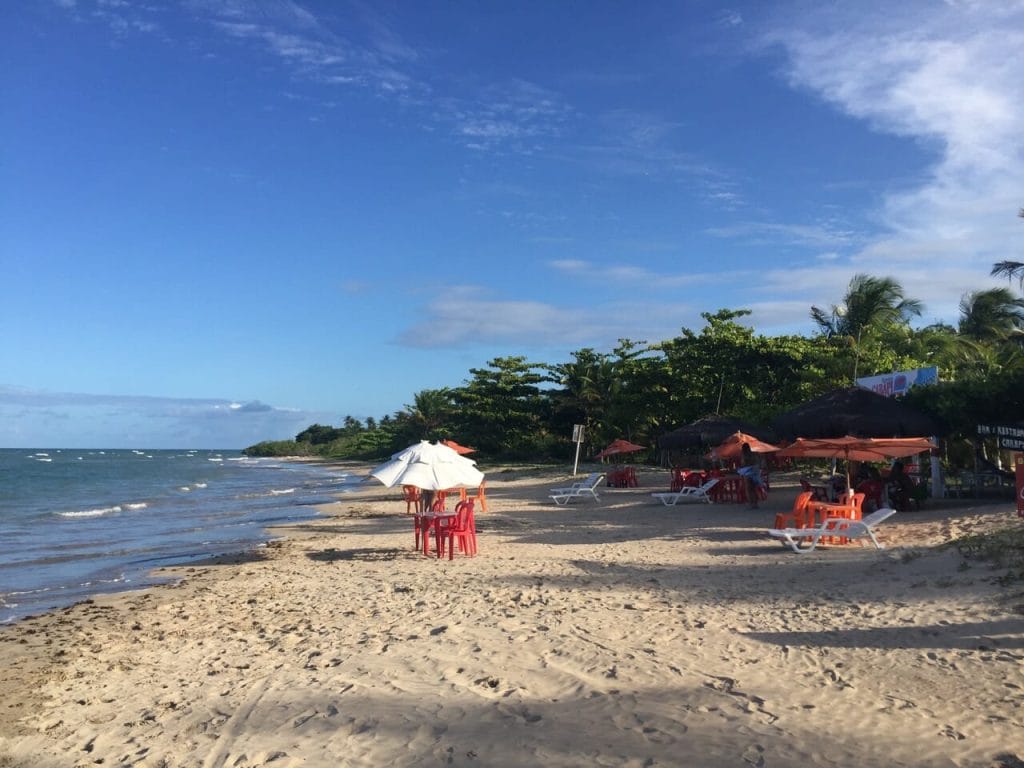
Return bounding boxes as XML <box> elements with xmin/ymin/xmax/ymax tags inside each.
<box><xmin>886</xmin><ymin>460</ymin><xmax>916</xmax><ymax>511</ymax></box>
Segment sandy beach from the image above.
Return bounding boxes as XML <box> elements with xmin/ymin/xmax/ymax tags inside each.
<box><xmin>1</xmin><ymin>466</ymin><xmax>1022</xmax><ymax>768</ymax></box>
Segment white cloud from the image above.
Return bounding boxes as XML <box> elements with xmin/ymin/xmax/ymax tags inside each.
<box><xmin>396</xmin><ymin>284</ymin><xmax>722</xmax><ymax>352</ymax></box>
<box><xmin>706</xmin><ymin>221</ymin><xmax>859</xmax><ymax>249</ymax></box>
<box><xmin>0</xmin><ymin>388</ymin><xmax>326</xmax><ymax>448</ymax></box>
<box><xmin>759</xmin><ymin>1</ymin><xmax>1024</xmax><ymax>320</ymax></box>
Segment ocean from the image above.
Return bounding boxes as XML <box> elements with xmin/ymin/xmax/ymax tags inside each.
<box><xmin>0</xmin><ymin>448</ymin><xmax>363</xmax><ymax>624</ymax></box>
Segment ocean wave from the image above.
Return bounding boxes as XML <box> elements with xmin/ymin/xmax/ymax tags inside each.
<box><xmin>194</xmin><ymin>483</ymin><xmax>208</xmax><ymax>489</ymax></box>
<box><xmin>270</xmin><ymin>488</ymin><xmax>296</xmax><ymax>495</ymax></box>
<box><xmin>208</xmin><ymin>457</ymin><xmax>223</xmax><ymax>462</ymax></box>
<box><xmin>124</xmin><ymin>502</ymin><xmax>148</xmax><ymax>510</ymax></box>
<box><xmin>59</xmin><ymin>506</ymin><xmax>122</xmax><ymax>518</ymax></box>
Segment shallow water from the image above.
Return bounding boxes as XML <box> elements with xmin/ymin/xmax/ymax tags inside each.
<box><xmin>0</xmin><ymin>449</ymin><xmax>361</xmax><ymax>623</ymax></box>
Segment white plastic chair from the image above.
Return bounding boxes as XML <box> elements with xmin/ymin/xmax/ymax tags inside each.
<box><xmin>650</xmin><ymin>478</ymin><xmax>720</xmax><ymax>506</ymax></box>
<box><xmin>768</xmin><ymin>507</ymin><xmax>897</xmax><ymax>553</ymax></box>
<box><xmin>549</xmin><ymin>473</ymin><xmax>605</xmax><ymax>505</ymax></box>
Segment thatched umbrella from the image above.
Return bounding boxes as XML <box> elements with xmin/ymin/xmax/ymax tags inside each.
<box><xmin>771</xmin><ymin>387</ymin><xmax>942</xmax><ymax>441</ymax></box>
<box><xmin>657</xmin><ymin>415</ymin><xmax>777</xmax><ymax>451</ymax></box>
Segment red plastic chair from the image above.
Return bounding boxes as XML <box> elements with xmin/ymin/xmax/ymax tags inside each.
<box><xmin>470</xmin><ymin>481</ymin><xmax>488</xmax><ymax>512</ymax></box>
<box><xmin>774</xmin><ymin>491</ymin><xmax>814</xmax><ymax>529</ymax></box>
<box><xmin>414</xmin><ymin>497</ymin><xmax>446</xmax><ymax>555</ymax></box>
<box><xmin>402</xmin><ymin>485</ymin><xmax>422</xmax><ymax>515</ymax></box>
<box><xmin>855</xmin><ymin>480</ymin><xmax>883</xmax><ymax>512</ymax></box>
<box><xmin>837</xmin><ymin>492</ymin><xmax>866</xmax><ymax>521</ymax></box>
<box><xmin>670</xmin><ymin>468</ymin><xmax>686</xmax><ymax>492</ymax></box>
<box><xmin>435</xmin><ymin>499</ymin><xmax>477</xmax><ymax>560</ymax></box>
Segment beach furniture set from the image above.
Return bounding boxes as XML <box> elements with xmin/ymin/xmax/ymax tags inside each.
<box><xmin>412</xmin><ymin>496</ymin><xmax>478</xmax><ymax>559</ymax></box>
<box><xmin>768</xmin><ymin>507</ymin><xmax>897</xmax><ymax>553</ymax></box>
<box><xmin>406</xmin><ymin>483</ymin><xmax>486</xmax><ymax>559</ymax></box>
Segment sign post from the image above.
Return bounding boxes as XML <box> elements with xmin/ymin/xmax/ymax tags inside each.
<box><xmin>1016</xmin><ymin>455</ymin><xmax>1024</xmax><ymax>519</ymax></box>
<box><xmin>571</xmin><ymin>424</ymin><xmax>585</xmax><ymax>477</ymax></box>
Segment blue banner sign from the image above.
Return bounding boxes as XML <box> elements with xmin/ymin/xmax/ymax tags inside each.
<box><xmin>856</xmin><ymin>366</ymin><xmax>938</xmax><ymax>397</ymax></box>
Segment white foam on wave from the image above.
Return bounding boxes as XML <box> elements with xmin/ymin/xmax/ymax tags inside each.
<box><xmin>194</xmin><ymin>483</ymin><xmax>208</xmax><ymax>489</ymax></box>
<box><xmin>179</xmin><ymin>486</ymin><xmax>191</xmax><ymax>492</ymax></box>
<box><xmin>270</xmin><ymin>488</ymin><xmax>296</xmax><ymax>495</ymax></box>
<box><xmin>124</xmin><ymin>502</ymin><xmax>148</xmax><ymax>510</ymax></box>
<box><xmin>208</xmin><ymin>457</ymin><xmax>223</xmax><ymax>463</ymax></box>
<box><xmin>59</xmin><ymin>506</ymin><xmax>122</xmax><ymax>518</ymax></box>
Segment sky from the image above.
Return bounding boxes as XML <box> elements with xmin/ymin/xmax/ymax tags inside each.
<box><xmin>2</xmin><ymin>0</ymin><xmax>1023</xmax><ymax>448</ymax></box>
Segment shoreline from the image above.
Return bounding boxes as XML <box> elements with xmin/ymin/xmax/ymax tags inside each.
<box><xmin>2</xmin><ymin>468</ymin><xmax>1022</xmax><ymax>767</ymax></box>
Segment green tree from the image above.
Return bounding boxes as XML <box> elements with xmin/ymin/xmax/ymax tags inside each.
<box><xmin>652</xmin><ymin>309</ymin><xmax>830</xmax><ymax>431</ymax></box>
<box><xmin>395</xmin><ymin>388</ymin><xmax>457</xmax><ymax>444</ymax></box>
<box><xmin>295</xmin><ymin>423</ymin><xmax>343</xmax><ymax>445</ymax></box>
<box><xmin>453</xmin><ymin>356</ymin><xmax>549</xmax><ymax>457</ymax></box>
<box><xmin>958</xmin><ymin>287</ymin><xmax>1024</xmax><ymax>342</ymax></box>
<box><xmin>810</xmin><ymin>274</ymin><xmax>924</xmax><ymax>380</ymax></box>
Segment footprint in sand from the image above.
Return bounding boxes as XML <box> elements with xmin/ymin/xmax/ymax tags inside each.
<box><xmin>941</xmin><ymin>724</ymin><xmax>966</xmax><ymax>740</ymax></box>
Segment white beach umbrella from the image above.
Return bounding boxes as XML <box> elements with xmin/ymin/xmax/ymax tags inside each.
<box><xmin>369</xmin><ymin>440</ymin><xmax>484</xmax><ymax>490</ymax></box>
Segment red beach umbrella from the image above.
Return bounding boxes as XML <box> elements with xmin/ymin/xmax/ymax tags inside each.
<box><xmin>711</xmin><ymin>431</ymin><xmax>780</xmax><ymax>461</ymax></box>
<box><xmin>440</xmin><ymin>439</ymin><xmax>476</xmax><ymax>455</ymax></box>
<box><xmin>777</xmin><ymin>435</ymin><xmax>935</xmax><ymax>492</ymax></box>
<box><xmin>594</xmin><ymin>439</ymin><xmax>646</xmax><ymax>460</ymax></box>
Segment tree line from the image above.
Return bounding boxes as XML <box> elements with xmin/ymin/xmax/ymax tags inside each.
<box><xmin>245</xmin><ymin>264</ymin><xmax>1024</xmax><ymax>468</ymax></box>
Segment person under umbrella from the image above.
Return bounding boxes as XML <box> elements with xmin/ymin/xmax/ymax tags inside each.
<box><xmin>737</xmin><ymin>443</ymin><xmax>764</xmax><ymax>509</ymax></box>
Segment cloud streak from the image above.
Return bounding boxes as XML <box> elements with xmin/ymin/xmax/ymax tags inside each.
<box><xmin>757</xmin><ymin>1</ymin><xmax>1024</xmax><ymax>323</ymax></box>
<box><xmin>0</xmin><ymin>388</ymin><xmax>329</xmax><ymax>448</ymax></box>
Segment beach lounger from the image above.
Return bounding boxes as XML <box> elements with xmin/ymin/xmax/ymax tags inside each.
<box><xmin>650</xmin><ymin>478</ymin><xmax>720</xmax><ymax>506</ymax></box>
<box><xmin>768</xmin><ymin>507</ymin><xmax>897</xmax><ymax>553</ymax></box>
<box><xmin>549</xmin><ymin>473</ymin><xmax>605</xmax><ymax>505</ymax></box>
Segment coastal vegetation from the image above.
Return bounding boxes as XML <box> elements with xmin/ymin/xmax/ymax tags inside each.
<box><xmin>245</xmin><ymin>267</ymin><xmax>1024</xmax><ymax>466</ymax></box>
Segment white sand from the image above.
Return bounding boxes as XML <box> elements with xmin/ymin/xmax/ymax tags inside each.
<box><xmin>1</xmin><ymin>467</ymin><xmax>1022</xmax><ymax>767</ymax></box>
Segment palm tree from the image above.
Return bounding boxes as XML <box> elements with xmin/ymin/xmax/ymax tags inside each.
<box><xmin>810</xmin><ymin>274</ymin><xmax>923</xmax><ymax>379</ymax></box>
<box><xmin>990</xmin><ymin>207</ymin><xmax>1024</xmax><ymax>287</ymax></box>
<box><xmin>991</xmin><ymin>260</ymin><xmax>1024</xmax><ymax>288</ymax></box>
<box><xmin>958</xmin><ymin>287</ymin><xmax>1024</xmax><ymax>342</ymax></box>
<box><xmin>401</xmin><ymin>388</ymin><xmax>456</xmax><ymax>440</ymax></box>
<box><xmin>811</xmin><ymin>274</ymin><xmax>923</xmax><ymax>339</ymax></box>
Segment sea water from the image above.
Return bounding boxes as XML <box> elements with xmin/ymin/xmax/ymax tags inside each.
<box><xmin>0</xmin><ymin>449</ymin><xmax>363</xmax><ymax>624</ymax></box>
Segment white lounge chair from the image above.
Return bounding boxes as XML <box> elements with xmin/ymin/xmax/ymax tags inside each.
<box><xmin>768</xmin><ymin>507</ymin><xmax>897</xmax><ymax>553</ymax></box>
<box><xmin>549</xmin><ymin>473</ymin><xmax>605</xmax><ymax>505</ymax></box>
<box><xmin>650</xmin><ymin>478</ymin><xmax>720</xmax><ymax>506</ymax></box>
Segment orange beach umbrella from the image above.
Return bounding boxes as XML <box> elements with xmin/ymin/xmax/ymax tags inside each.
<box><xmin>711</xmin><ymin>431</ymin><xmax>780</xmax><ymax>461</ymax></box>
<box><xmin>777</xmin><ymin>436</ymin><xmax>935</xmax><ymax>493</ymax></box>
<box><xmin>440</xmin><ymin>439</ymin><xmax>476</xmax><ymax>455</ymax></box>
<box><xmin>594</xmin><ymin>438</ymin><xmax>646</xmax><ymax>460</ymax></box>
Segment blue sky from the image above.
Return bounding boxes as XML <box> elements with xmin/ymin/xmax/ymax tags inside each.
<box><xmin>3</xmin><ymin>1</ymin><xmax>1023</xmax><ymax>448</ymax></box>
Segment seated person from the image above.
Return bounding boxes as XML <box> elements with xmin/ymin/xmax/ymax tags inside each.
<box><xmin>885</xmin><ymin>460</ymin><xmax>918</xmax><ymax>511</ymax></box>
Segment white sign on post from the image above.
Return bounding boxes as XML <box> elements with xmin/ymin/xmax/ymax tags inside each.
<box><xmin>572</xmin><ymin>424</ymin><xmax>585</xmax><ymax>476</ymax></box>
